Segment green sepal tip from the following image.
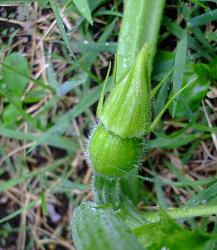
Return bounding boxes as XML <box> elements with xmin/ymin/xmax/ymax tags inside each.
<box><xmin>99</xmin><ymin>43</ymin><xmax>151</xmax><ymax>138</ymax></box>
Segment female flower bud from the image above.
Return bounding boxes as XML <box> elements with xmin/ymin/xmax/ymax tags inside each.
<box><xmin>99</xmin><ymin>44</ymin><xmax>151</xmax><ymax>138</ymax></box>
<box><xmin>88</xmin><ymin>44</ymin><xmax>151</xmax><ymax>177</ymax></box>
<box><xmin>88</xmin><ymin>124</ymin><xmax>143</xmax><ymax>177</ymax></box>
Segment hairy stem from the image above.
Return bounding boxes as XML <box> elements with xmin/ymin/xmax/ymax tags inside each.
<box><xmin>116</xmin><ymin>0</ymin><xmax>165</xmax><ymax>81</ymax></box>
<box><xmin>143</xmin><ymin>204</ymin><xmax>217</xmax><ymax>223</ymax></box>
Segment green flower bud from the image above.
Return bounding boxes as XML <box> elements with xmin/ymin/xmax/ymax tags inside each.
<box><xmin>99</xmin><ymin>44</ymin><xmax>151</xmax><ymax>138</ymax></box>
<box><xmin>88</xmin><ymin>124</ymin><xmax>143</xmax><ymax>177</ymax></box>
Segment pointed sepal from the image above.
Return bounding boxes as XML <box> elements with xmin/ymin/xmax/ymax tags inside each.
<box><xmin>99</xmin><ymin>44</ymin><xmax>151</xmax><ymax>138</ymax></box>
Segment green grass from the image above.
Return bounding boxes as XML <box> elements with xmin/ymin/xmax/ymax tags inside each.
<box><xmin>0</xmin><ymin>0</ymin><xmax>217</xmax><ymax>249</ymax></box>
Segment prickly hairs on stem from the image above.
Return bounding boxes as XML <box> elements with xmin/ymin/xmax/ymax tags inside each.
<box><xmin>88</xmin><ymin>44</ymin><xmax>151</xmax><ymax>177</ymax></box>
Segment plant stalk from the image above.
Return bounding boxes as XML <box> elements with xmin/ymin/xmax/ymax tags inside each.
<box><xmin>116</xmin><ymin>0</ymin><xmax>165</xmax><ymax>81</ymax></box>
<box><xmin>143</xmin><ymin>204</ymin><xmax>217</xmax><ymax>223</ymax></box>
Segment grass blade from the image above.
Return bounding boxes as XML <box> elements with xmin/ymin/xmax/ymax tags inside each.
<box><xmin>149</xmin><ymin>133</ymin><xmax>202</xmax><ymax>149</ymax></box>
<box><xmin>28</xmin><ymin>83</ymin><xmax>112</xmax><ymax>152</ymax></box>
<box><xmin>172</xmin><ymin>32</ymin><xmax>187</xmax><ymax>116</ymax></box>
<box><xmin>0</xmin><ymin>127</ymin><xmax>77</xmax><ymax>152</ymax></box>
<box><xmin>151</xmin><ymin>67</ymin><xmax>173</xmax><ymax>98</ymax></box>
<box><xmin>72</xmin><ymin>0</ymin><xmax>93</xmax><ymax>25</ymax></box>
<box><xmin>0</xmin><ymin>199</ymin><xmax>41</xmax><ymax>224</ymax></box>
<box><xmin>49</xmin><ymin>0</ymin><xmax>74</xmax><ymax>56</ymax></box>
<box><xmin>0</xmin><ymin>157</ymin><xmax>70</xmax><ymax>193</ymax></box>
<box><xmin>188</xmin><ymin>9</ymin><xmax>217</xmax><ymax>27</ymax></box>
<box><xmin>149</xmin><ymin>77</ymin><xmax>194</xmax><ymax>133</ymax></box>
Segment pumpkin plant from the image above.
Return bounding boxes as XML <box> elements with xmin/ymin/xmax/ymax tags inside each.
<box><xmin>72</xmin><ymin>1</ymin><xmax>217</xmax><ymax>249</ymax></box>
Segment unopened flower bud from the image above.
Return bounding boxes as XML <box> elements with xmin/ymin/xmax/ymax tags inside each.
<box><xmin>99</xmin><ymin>44</ymin><xmax>151</xmax><ymax>138</ymax></box>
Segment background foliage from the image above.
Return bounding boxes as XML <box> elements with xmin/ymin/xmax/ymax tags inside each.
<box><xmin>0</xmin><ymin>0</ymin><xmax>217</xmax><ymax>249</ymax></box>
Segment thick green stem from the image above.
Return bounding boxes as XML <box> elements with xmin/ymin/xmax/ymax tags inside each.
<box><xmin>116</xmin><ymin>0</ymin><xmax>165</xmax><ymax>81</ymax></box>
<box><xmin>143</xmin><ymin>204</ymin><xmax>217</xmax><ymax>223</ymax></box>
<box><xmin>91</xmin><ymin>0</ymin><xmax>166</xmax><ymax>209</ymax></box>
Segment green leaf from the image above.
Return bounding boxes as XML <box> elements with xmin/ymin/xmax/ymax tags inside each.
<box><xmin>71</xmin><ymin>40</ymin><xmax>116</xmax><ymax>53</ymax></box>
<box><xmin>57</xmin><ymin>73</ymin><xmax>86</xmax><ymax>96</ymax></box>
<box><xmin>149</xmin><ymin>132</ymin><xmax>202</xmax><ymax>149</ymax></box>
<box><xmin>169</xmin><ymin>63</ymin><xmax>211</xmax><ymax>119</ymax></box>
<box><xmin>149</xmin><ymin>75</ymin><xmax>197</xmax><ymax>133</ymax></box>
<box><xmin>78</xmin><ymin>20</ymin><xmax>116</xmax><ymax>69</ymax></box>
<box><xmin>2</xmin><ymin>104</ymin><xmax>21</xmax><ymax>127</ymax></box>
<box><xmin>163</xmin><ymin>17</ymin><xmax>211</xmax><ymax>61</ymax></box>
<box><xmin>134</xmin><ymin>211</ymin><xmax>214</xmax><ymax>250</ymax></box>
<box><xmin>6</xmin><ymin>93</ymin><xmax>40</xmax><ymax>130</ymax></box>
<box><xmin>207</xmin><ymin>31</ymin><xmax>217</xmax><ymax>42</ymax></box>
<box><xmin>187</xmin><ymin>181</ymin><xmax>217</xmax><ymax>207</ymax></box>
<box><xmin>72</xmin><ymin>0</ymin><xmax>93</xmax><ymax>25</ymax></box>
<box><xmin>2</xmin><ymin>53</ymin><xmax>30</xmax><ymax>97</ymax></box>
<box><xmin>49</xmin><ymin>0</ymin><xmax>73</xmax><ymax>55</ymax></box>
<box><xmin>72</xmin><ymin>202</ymin><xmax>144</xmax><ymax>250</ymax></box>
<box><xmin>153</xmin><ymin>50</ymin><xmax>174</xmax><ymax>81</ymax></box>
<box><xmin>155</xmin><ymin>79</ymin><xmax>170</xmax><ymax>116</ymax></box>
<box><xmin>192</xmin><ymin>26</ymin><xmax>215</xmax><ymax>58</ymax></box>
<box><xmin>24</xmin><ymin>89</ymin><xmax>48</xmax><ymax>103</ymax></box>
<box><xmin>28</xmin><ymin>82</ymin><xmax>112</xmax><ymax>152</ymax></box>
<box><xmin>37</xmin><ymin>0</ymin><xmax>49</xmax><ymax>7</ymax></box>
<box><xmin>151</xmin><ymin>67</ymin><xmax>173</xmax><ymax>99</ymax></box>
<box><xmin>188</xmin><ymin>9</ymin><xmax>217</xmax><ymax>27</ymax></box>
<box><xmin>1</xmin><ymin>62</ymin><xmax>54</xmax><ymax>93</ymax></box>
<box><xmin>172</xmin><ymin>32</ymin><xmax>187</xmax><ymax>116</ymax></box>
<box><xmin>0</xmin><ymin>126</ymin><xmax>77</xmax><ymax>152</ymax></box>
<box><xmin>208</xmin><ymin>58</ymin><xmax>217</xmax><ymax>80</ymax></box>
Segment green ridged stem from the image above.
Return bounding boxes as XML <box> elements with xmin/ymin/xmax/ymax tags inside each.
<box><xmin>116</xmin><ymin>0</ymin><xmax>166</xmax><ymax>81</ymax></box>
<box><xmin>93</xmin><ymin>173</ymin><xmax>122</xmax><ymax>207</ymax></box>
<box><xmin>92</xmin><ymin>173</ymin><xmax>145</xmax><ymax>215</ymax></box>
<box><xmin>143</xmin><ymin>204</ymin><xmax>217</xmax><ymax>224</ymax></box>
<box><xmin>72</xmin><ymin>202</ymin><xmax>144</xmax><ymax>250</ymax></box>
